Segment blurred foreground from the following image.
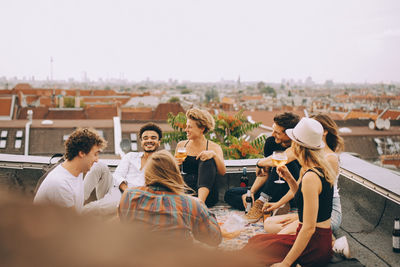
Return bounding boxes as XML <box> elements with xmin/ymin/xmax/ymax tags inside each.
<box><xmin>0</xmin><ymin>188</ymin><xmax>261</xmax><ymax>267</ymax></box>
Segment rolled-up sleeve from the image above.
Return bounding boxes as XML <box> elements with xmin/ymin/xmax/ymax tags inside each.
<box><xmin>192</xmin><ymin>204</ymin><xmax>222</xmax><ymax>246</ymax></box>
<box><xmin>113</xmin><ymin>153</ymin><xmax>134</xmax><ymax>187</ymax></box>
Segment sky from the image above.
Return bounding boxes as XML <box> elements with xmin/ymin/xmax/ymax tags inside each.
<box><xmin>1</xmin><ymin>0</ymin><xmax>400</xmax><ymax>83</ymax></box>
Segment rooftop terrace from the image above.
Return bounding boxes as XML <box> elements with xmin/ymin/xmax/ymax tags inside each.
<box><xmin>0</xmin><ymin>153</ymin><xmax>399</xmax><ymax>266</ymax></box>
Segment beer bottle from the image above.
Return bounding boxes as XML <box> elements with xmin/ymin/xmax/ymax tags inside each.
<box><xmin>240</xmin><ymin>167</ymin><xmax>248</xmax><ymax>188</ymax></box>
<box><xmin>393</xmin><ymin>217</ymin><xmax>400</xmax><ymax>253</ymax></box>
<box><xmin>245</xmin><ymin>189</ymin><xmax>252</xmax><ymax>214</ymax></box>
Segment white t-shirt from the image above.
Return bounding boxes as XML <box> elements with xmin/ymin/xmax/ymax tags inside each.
<box><xmin>113</xmin><ymin>152</ymin><xmax>145</xmax><ymax>188</ymax></box>
<box><xmin>34</xmin><ymin>164</ymin><xmax>84</xmax><ymax>212</ymax></box>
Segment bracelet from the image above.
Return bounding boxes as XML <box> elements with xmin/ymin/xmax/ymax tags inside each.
<box><xmin>256</xmin><ymin>160</ymin><xmax>263</xmax><ymax>169</ymax></box>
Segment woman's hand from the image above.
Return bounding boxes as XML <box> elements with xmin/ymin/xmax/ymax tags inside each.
<box><xmin>276</xmin><ymin>165</ymin><xmax>293</xmax><ymax>182</ymax></box>
<box><xmin>196</xmin><ymin>150</ymin><xmax>216</xmax><ymax>161</ymax></box>
<box><xmin>262</xmin><ymin>202</ymin><xmax>280</xmax><ymax>213</ymax></box>
<box><xmin>175</xmin><ymin>156</ymin><xmax>184</xmax><ymax>166</ymax></box>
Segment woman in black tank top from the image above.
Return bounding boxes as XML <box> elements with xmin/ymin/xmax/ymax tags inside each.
<box><xmin>175</xmin><ymin>108</ymin><xmax>226</xmax><ymax>207</ymax></box>
<box><xmin>243</xmin><ymin>118</ymin><xmax>336</xmax><ymax>267</ymax></box>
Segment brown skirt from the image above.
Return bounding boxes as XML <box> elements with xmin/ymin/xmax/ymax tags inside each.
<box><xmin>243</xmin><ymin>224</ymin><xmax>332</xmax><ymax>267</ymax></box>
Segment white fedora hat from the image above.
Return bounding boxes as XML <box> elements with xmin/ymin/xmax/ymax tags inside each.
<box><xmin>285</xmin><ymin>117</ymin><xmax>325</xmax><ymax>150</ymax></box>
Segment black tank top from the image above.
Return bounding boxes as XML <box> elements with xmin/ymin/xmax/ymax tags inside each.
<box><xmin>295</xmin><ymin>168</ymin><xmax>333</xmax><ymax>223</ymax></box>
<box><xmin>182</xmin><ymin>140</ymin><xmax>209</xmax><ymax>175</ymax></box>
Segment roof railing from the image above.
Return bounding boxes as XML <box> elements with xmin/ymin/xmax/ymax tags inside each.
<box><xmin>0</xmin><ymin>152</ymin><xmax>399</xmax><ymax>204</ymax></box>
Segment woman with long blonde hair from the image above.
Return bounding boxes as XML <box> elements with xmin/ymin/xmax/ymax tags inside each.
<box><xmin>243</xmin><ymin>118</ymin><xmax>335</xmax><ymax>267</ymax></box>
<box><xmin>118</xmin><ymin>150</ymin><xmax>222</xmax><ymax>246</ymax></box>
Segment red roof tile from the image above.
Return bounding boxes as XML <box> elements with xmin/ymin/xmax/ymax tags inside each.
<box><xmin>18</xmin><ymin>107</ymin><xmax>49</xmax><ymax>119</ymax></box>
<box><xmin>225</xmin><ymin>110</ymin><xmax>305</xmax><ymax>127</ymax></box>
<box><xmin>345</xmin><ymin>111</ymin><xmax>378</xmax><ymax>120</ymax></box>
<box><xmin>153</xmin><ymin>103</ymin><xmax>185</xmax><ymax>121</ymax></box>
<box><xmin>13</xmin><ymin>83</ymin><xmax>33</xmax><ymax>90</ymax></box>
<box><xmin>380</xmin><ymin>109</ymin><xmax>400</xmax><ymax>120</ymax></box>
<box><xmin>0</xmin><ymin>97</ymin><xmax>12</xmax><ymax>116</ymax></box>
<box><xmin>85</xmin><ymin>106</ymin><xmax>118</xmax><ymax>119</ymax></box>
<box><xmin>46</xmin><ymin>109</ymin><xmax>86</xmax><ymax>120</ymax></box>
<box><xmin>240</xmin><ymin>95</ymin><xmax>263</xmax><ymax>101</ymax></box>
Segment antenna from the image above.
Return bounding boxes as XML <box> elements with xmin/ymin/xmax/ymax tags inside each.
<box><xmin>50</xmin><ymin>56</ymin><xmax>55</xmax><ymax>105</ymax></box>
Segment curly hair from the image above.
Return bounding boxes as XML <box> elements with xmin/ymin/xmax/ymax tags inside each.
<box><xmin>186</xmin><ymin>108</ymin><xmax>215</xmax><ymax>134</ymax></box>
<box><xmin>139</xmin><ymin>123</ymin><xmax>163</xmax><ymax>140</ymax></box>
<box><xmin>274</xmin><ymin>112</ymin><xmax>300</xmax><ymax>130</ymax></box>
<box><xmin>64</xmin><ymin>128</ymin><xmax>107</xmax><ymax>161</ymax></box>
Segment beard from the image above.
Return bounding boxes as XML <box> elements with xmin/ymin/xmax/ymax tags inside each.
<box><xmin>143</xmin><ymin>144</ymin><xmax>158</xmax><ymax>153</ymax></box>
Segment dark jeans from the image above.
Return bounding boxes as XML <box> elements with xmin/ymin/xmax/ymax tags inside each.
<box><xmin>184</xmin><ymin>159</ymin><xmax>219</xmax><ymax>207</ymax></box>
<box><xmin>224</xmin><ymin>171</ymin><xmax>295</xmax><ymax>210</ymax></box>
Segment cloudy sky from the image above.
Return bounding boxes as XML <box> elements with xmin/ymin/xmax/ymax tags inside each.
<box><xmin>1</xmin><ymin>0</ymin><xmax>400</xmax><ymax>83</ymax></box>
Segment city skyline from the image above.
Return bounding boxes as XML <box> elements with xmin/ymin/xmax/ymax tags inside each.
<box><xmin>1</xmin><ymin>0</ymin><xmax>400</xmax><ymax>84</ymax></box>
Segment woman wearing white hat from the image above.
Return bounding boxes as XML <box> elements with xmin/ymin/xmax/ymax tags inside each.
<box><xmin>243</xmin><ymin>118</ymin><xmax>336</xmax><ymax>267</ymax></box>
<box><xmin>263</xmin><ymin>114</ymin><xmax>344</xmax><ymax>235</ymax></box>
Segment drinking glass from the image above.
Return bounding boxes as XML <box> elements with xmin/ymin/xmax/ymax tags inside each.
<box><xmin>272</xmin><ymin>151</ymin><xmax>288</xmax><ymax>184</ymax></box>
<box><xmin>175</xmin><ymin>147</ymin><xmax>188</xmax><ymax>174</ymax></box>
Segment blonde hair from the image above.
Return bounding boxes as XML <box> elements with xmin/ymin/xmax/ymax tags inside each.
<box><xmin>292</xmin><ymin>142</ymin><xmax>336</xmax><ymax>186</ymax></box>
<box><xmin>186</xmin><ymin>108</ymin><xmax>215</xmax><ymax>134</ymax></box>
<box><xmin>144</xmin><ymin>150</ymin><xmax>192</xmax><ymax>195</ymax></box>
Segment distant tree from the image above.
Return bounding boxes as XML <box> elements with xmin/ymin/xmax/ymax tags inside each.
<box><xmin>138</xmin><ymin>86</ymin><xmax>147</xmax><ymax>91</ymax></box>
<box><xmin>257</xmin><ymin>81</ymin><xmax>266</xmax><ymax>91</ymax></box>
<box><xmin>259</xmin><ymin>86</ymin><xmax>276</xmax><ymax>97</ymax></box>
<box><xmin>168</xmin><ymin>97</ymin><xmax>180</xmax><ymax>103</ymax></box>
<box><xmin>181</xmin><ymin>89</ymin><xmax>192</xmax><ymax>94</ymax></box>
<box><xmin>205</xmin><ymin>88</ymin><xmax>219</xmax><ymax>103</ymax></box>
<box><xmin>288</xmin><ymin>90</ymin><xmax>292</xmax><ymax>97</ymax></box>
<box><xmin>176</xmin><ymin>85</ymin><xmax>187</xmax><ymax>90</ymax></box>
<box><xmin>64</xmin><ymin>97</ymin><xmax>75</xmax><ymax>108</ymax></box>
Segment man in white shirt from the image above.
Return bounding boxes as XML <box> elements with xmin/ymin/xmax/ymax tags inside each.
<box><xmin>34</xmin><ymin>128</ymin><xmax>107</xmax><ymax>212</ymax></box>
<box><xmin>82</xmin><ymin>123</ymin><xmax>162</xmax><ymax>215</ymax></box>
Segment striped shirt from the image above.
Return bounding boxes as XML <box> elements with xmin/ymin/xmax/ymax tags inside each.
<box><xmin>118</xmin><ymin>185</ymin><xmax>222</xmax><ymax>246</ymax></box>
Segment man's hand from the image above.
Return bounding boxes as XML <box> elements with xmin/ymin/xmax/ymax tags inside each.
<box><xmin>241</xmin><ymin>191</ymin><xmax>255</xmax><ymax>209</ymax></box>
<box><xmin>255</xmin><ymin>166</ymin><xmax>265</xmax><ymax>177</ymax></box>
<box><xmin>119</xmin><ymin>182</ymin><xmax>128</xmax><ymax>193</ymax></box>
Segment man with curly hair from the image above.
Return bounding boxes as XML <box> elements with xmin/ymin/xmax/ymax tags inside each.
<box><xmin>34</xmin><ymin>128</ymin><xmax>106</xmax><ymax>212</ymax></box>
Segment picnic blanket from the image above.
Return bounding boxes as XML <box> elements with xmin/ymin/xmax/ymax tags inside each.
<box><xmin>210</xmin><ymin>205</ymin><xmax>265</xmax><ymax>250</ymax></box>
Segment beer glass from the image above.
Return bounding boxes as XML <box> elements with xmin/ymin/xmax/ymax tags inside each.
<box><xmin>272</xmin><ymin>151</ymin><xmax>288</xmax><ymax>184</ymax></box>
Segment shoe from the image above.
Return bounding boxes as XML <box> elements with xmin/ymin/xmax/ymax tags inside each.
<box><xmin>333</xmin><ymin>236</ymin><xmax>351</xmax><ymax>258</ymax></box>
<box><xmin>244</xmin><ymin>199</ymin><xmax>264</xmax><ymax>223</ymax></box>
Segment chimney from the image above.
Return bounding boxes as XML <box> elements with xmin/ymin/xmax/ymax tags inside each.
<box><xmin>75</xmin><ymin>90</ymin><xmax>81</xmax><ymax>108</ymax></box>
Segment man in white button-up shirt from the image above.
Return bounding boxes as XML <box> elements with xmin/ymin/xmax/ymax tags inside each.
<box><xmin>82</xmin><ymin>123</ymin><xmax>162</xmax><ymax>215</ymax></box>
